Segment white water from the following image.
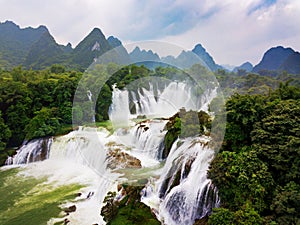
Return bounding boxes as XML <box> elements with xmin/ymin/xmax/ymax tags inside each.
<box><xmin>87</xmin><ymin>90</ymin><xmax>96</xmax><ymax>123</ymax></box>
<box><xmin>108</xmin><ymin>82</ymin><xmax>220</xmax><ymax>224</ymax></box>
<box><xmin>5</xmin><ymin>138</ymin><xmax>52</xmax><ymax>165</ymax></box>
<box><xmin>4</xmin><ymin>80</ymin><xmax>220</xmax><ymax>225</ymax></box>
<box><xmin>4</xmin><ymin>128</ymin><xmax>119</xmax><ymax>225</ymax></box>
<box><xmin>49</xmin><ymin>128</ymin><xmax>109</xmax><ymax>173</ymax></box>
<box><xmin>109</xmin><ymin>84</ymin><xmax>131</xmax><ymax>128</ymax></box>
<box><xmin>131</xmin><ymin>82</ymin><xmax>196</xmax><ymax>118</ymax></box>
<box><xmin>142</xmin><ymin>138</ymin><xmax>220</xmax><ymax>225</ymax></box>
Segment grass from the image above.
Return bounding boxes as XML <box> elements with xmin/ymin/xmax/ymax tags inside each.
<box><xmin>0</xmin><ymin>167</ymin><xmax>83</xmax><ymax>225</ymax></box>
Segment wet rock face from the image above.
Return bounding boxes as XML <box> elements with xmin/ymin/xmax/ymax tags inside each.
<box><xmin>106</xmin><ymin>149</ymin><xmax>142</xmax><ymax>170</ymax></box>
<box><xmin>193</xmin><ymin>216</ymin><xmax>209</xmax><ymax>225</ymax></box>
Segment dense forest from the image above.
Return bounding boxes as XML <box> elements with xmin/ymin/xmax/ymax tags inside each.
<box><xmin>208</xmin><ymin>83</ymin><xmax>300</xmax><ymax>224</ymax></box>
<box><xmin>0</xmin><ymin>64</ymin><xmax>299</xmax><ymax>224</ymax></box>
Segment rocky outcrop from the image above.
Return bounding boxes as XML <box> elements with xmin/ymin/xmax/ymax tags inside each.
<box><xmin>162</xmin><ymin>109</ymin><xmax>211</xmax><ymax>159</ymax></box>
<box><xmin>101</xmin><ymin>184</ymin><xmax>160</xmax><ymax>225</ymax></box>
<box><xmin>64</xmin><ymin>205</ymin><xmax>76</xmax><ymax>213</ymax></box>
<box><xmin>106</xmin><ymin>148</ymin><xmax>142</xmax><ymax>170</ymax></box>
<box><xmin>193</xmin><ymin>216</ymin><xmax>209</xmax><ymax>225</ymax></box>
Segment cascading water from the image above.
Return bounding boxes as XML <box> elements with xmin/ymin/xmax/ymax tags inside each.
<box><xmin>87</xmin><ymin>90</ymin><xmax>96</xmax><ymax>123</ymax></box>
<box><xmin>130</xmin><ymin>119</ymin><xmax>167</xmax><ymax>160</ymax></box>
<box><xmin>145</xmin><ymin>138</ymin><xmax>220</xmax><ymax>225</ymax></box>
<box><xmin>5</xmin><ymin>138</ymin><xmax>52</xmax><ymax>165</ymax></box>
<box><xmin>48</xmin><ymin>127</ymin><xmax>109</xmax><ymax>173</ymax></box>
<box><xmin>4</xmin><ymin>127</ymin><xmax>120</xmax><ymax>225</ymax></box>
<box><xmin>131</xmin><ymin>82</ymin><xmax>198</xmax><ymax>118</ymax></box>
<box><xmin>108</xmin><ymin>81</ymin><xmax>221</xmax><ymax>225</ymax></box>
<box><xmin>109</xmin><ymin>84</ymin><xmax>131</xmax><ymax>128</ymax></box>
<box><xmin>4</xmin><ymin>79</ymin><xmax>221</xmax><ymax>225</ymax></box>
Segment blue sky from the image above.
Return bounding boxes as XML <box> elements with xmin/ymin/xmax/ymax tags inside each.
<box><xmin>0</xmin><ymin>0</ymin><xmax>299</xmax><ymax>65</ymax></box>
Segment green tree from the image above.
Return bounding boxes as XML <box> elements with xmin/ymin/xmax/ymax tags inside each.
<box><xmin>223</xmin><ymin>94</ymin><xmax>265</xmax><ymax>152</ymax></box>
<box><xmin>251</xmin><ymin>99</ymin><xmax>300</xmax><ymax>185</ymax></box>
<box><xmin>208</xmin><ymin>208</ymin><xmax>235</xmax><ymax>225</ymax></box>
<box><xmin>0</xmin><ymin>111</ymin><xmax>11</xmax><ymax>151</ymax></box>
<box><xmin>208</xmin><ymin>149</ymin><xmax>274</xmax><ymax>212</ymax></box>
<box><xmin>271</xmin><ymin>182</ymin><xmax>300</xmax><ymax>225</ymax></box>
<box><xmin>25</xmin><ymin>107</ymin><xmax>60</xmax><ymax>140</ymax></box>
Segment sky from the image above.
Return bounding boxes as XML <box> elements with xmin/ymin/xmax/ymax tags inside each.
<box><xmin>0</xmin><ymin>0</ymin><xmax>300</xmax><ymax>66</ymax></box>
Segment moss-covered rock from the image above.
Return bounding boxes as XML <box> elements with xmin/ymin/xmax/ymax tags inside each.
<box><xmin>101</xmin><ymin>184</ymin><xmax>160</xmax><ymax>225</ymax></box>
<box><xmin>161</xmin><ymin>109</ymin><xmax>211</xmax><ymax>159</ymax></box>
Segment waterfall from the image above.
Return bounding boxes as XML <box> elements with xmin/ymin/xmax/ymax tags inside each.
<box><xmin>48</xmin><ymin>128</ymin><xmax>109</xmax><ymax>173</ymax></box>
<box><xmin>142</xmin><ymin>137</ymin><xmax>220</xmax><ymax>225</ymax></box>
<box><xmin>3</xmin><ymin>80</ymin><xmax>221</xmax><ymax>225</ymax></box>
<box><xmin>109</xmin><ymin>84</ymin><xmax>131</xmax><ymax>128</ymax></box>
<box><xmin>113</xmin><ymin>119</ymin><xmax>167</xmax><ymax>167</ymax></box>
<box><xmin>130</xmin><ymin>119</ymin><xmax>167</xmax><ymax>160</ymax></box>
<box><xmin>4</xmin><ymin>127</ymin><xmax>117</xmax><ymax>225</ymax></box>
<box><xmin>110</xmin><ymin>81</ymin><xmax>218</xmax><ymax>120</ymax></box>
<box><xmin>107</xmin><ymin>82</ymin><xmax>220</xmax><ymax>224</ymax></box>
<box><xmin>159</xmin><ymin>138</ymin><xmax>220</xmax><ymax>224</ymax></box>
<box><xmin>5</xmin><ymin>138</ymin><xmax>52</xmax><ymax>165</ymax></box>
<box><xmin>131</xmin><ymin>82</ymin><xmax>198</xmax><ymax>118</ymax></box>
<box><xmin>87</xmin><ymin>90</ymin><xmax>96</xmax><ymax>123</ymax></box>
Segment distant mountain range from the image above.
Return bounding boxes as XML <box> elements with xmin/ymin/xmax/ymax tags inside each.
<box><xmin>0</xmin><ymin>20</ymin><xmax>300</xmax><ymax>74</ymax></box>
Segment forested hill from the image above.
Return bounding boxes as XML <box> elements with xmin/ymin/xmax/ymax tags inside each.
<box><xmin>0</xmin><ymin>21</ymin><xmax>116</xmax><ymax>71</ymax></box>
<box><xmin>2</xmin><ymin>21</ymin><xmax>300</xmax><ymax>74</ymax></box>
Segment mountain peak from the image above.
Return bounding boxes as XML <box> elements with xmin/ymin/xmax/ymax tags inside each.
<box><xmin>72</xmin><ymin>27</ymin><xmax>111</xmax><ymax>69</ymax></box>
<box><xmin>191</xmin><ymin>43</ymin><xmax>221</xmax><ymax>71</ymax></box>
<box><xmin>36</xmin><ymin>25</ymin><xmax>48</xmax><ymax>32</ymax></box>
<box><xmin>90</xmin><ymin>27</ymin><xmax>104</xmax><ymax>36</ymax></box>
<box><xmin>132</xmin><ymin>46</ymin><xmax>141</xmax><ymax>52</ymax></box>
<box><xmin>107</xmin><ymin>36</ymin><xmax>122</xmax><ymax>48</ymax></box>
<box><xmin>253</xmin><ymin>46</ymin><xmax>296</xmax><ymax>72</ymax></box>
<box><xmin>130</xmin><ymin>46</ymin><xmax>160</xmax><ymax>62</ymax></box>
<box><xmin>233</xmin><ymin>61</ymin><xmax>253</xmax><ymax>73</ymax></box>
<box><xmin>192</xmin><ymin>44</ymin><xmax>205</xmax><ymax>52</ymax></box>
<box><xmin>2</xmin><ymin>20</ymin><xmax>19</xmax><ymax>27</ymax></box>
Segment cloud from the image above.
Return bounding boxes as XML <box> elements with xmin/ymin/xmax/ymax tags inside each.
<box><xmin>159</xmin><ymin>0</ymin><xmax>300</xmax><ymax>65</ymax></box>
<box><xmin>0</xmin><ymin>0</ymin><xmax>299</xmax><ymax>65</ymax></box>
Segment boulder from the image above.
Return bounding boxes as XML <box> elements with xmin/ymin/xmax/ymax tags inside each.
<box><xmin>107</xmin><ymin>149</ymin><xmax>142</xmax><ymax>169</ymax></box>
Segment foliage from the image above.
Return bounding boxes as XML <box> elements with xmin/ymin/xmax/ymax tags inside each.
<box><xmin>208</xmin><ymin>149</ymin><xmax>274</xmax><ymax>212</ymax></box>
<box><xmin>270</xmin><ymin>182</ymin><xmax>300</xmax><ymax>225</ymax></box>
<box><xmin>208</xmin><ymin>208</ymin><xmax>235</xmax><ymax>225</ymax></box>
<box><xmin>222</xmin><ymin>93</ymin><xmax>265</xmax><ymax>151</ymax></box>
<box><xmin>102</xmin><ymin>185</ymin><xmax>160</xmax><ymax>225</ymax></box>
<box><xmin>0</xmin><ymin>111</ymin><xmax>11</xmax><ymax>151</ymax></box>
<box><xmin>0</xmin><ymin>111</ymin><xmax>11</xmax><ymax>164</ymax></box>
<box><xmin>208</xmin><ymin>83</ymin><xmax>300</xmax><ymax>224</ymax></box>
<box><xmin>24</xmin><ymin>107</ymin><xmax>60</xmax><ymax>140</ymax></box>
<box><xmin>252</xmin><ymin>99</ymin><xmax>300</xmax><ymax>185</ymax></box>
<box><xmin>0</xmin><ymin>67</ymin><xmax>81</xmax><ymax>148</ymax></box>
<box><xmin>234</xmin><ymin>203</ymin><xmax>264</xmax><ymax>225</ymax></box>
<box><xmin>162</xmin><ymin>109</ymin><xmax>211</xmax><ymax>159</ymax></box>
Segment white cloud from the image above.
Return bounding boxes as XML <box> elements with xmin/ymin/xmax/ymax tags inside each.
<box><xmin>160</xmin><ymin>0</ymin><xmax>300</xmax><ymax>65</ymax></box>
